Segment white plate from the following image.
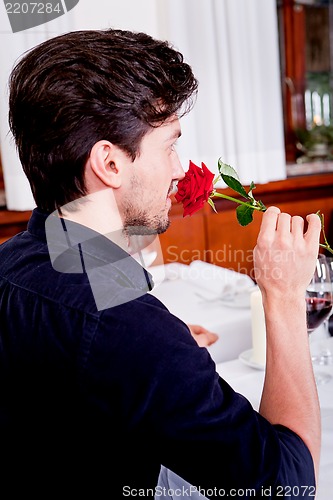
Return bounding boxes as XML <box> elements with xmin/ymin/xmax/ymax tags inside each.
<box><xmin>239</xmin><ymin>349</ymin><xmax>265</xmax><ymax>370</ymax></box>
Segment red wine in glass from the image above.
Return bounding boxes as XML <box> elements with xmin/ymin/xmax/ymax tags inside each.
<box><xmin>306</xmin><ymin>297</ymin><xmax>332</xmax><ymax>333</ymax></box>
<box><xmin>306</xmin><ymin>254</ymin><xmax>333</xmax><ymax>384</ymax></box>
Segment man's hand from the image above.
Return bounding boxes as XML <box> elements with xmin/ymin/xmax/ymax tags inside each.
<box><xmin>254</xmin><ymin>206</ymin><xmax>321</xmax><ymax>298</ymax></box>
<box><xmin>187</xmin><ymin>324</ymin><xmax>218</xmax><ymax>347</ymax></box>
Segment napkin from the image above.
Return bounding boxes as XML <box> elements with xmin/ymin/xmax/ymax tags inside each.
<box><xmin>184</xmin><ymin>260</ymin><xmax>255</xmax><ymax>298</ymax></box>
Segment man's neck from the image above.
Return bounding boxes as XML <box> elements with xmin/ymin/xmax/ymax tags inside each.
<box><xmin>58</xmin><ymin>188</ymin><xmax>130</xmax><ymax>251</ymax></box>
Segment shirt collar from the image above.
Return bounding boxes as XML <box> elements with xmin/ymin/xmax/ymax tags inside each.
<box><xmin>27</xmin><ymin>208</ymin><xmax>154</xmax><ymax>292</ymax></box>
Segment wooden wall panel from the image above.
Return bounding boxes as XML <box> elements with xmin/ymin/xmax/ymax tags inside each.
<box><xmin>205</xmin><ymin>209</ymin><xmax>263</xmax><ymax>279</ymax></box>
<box><xmin>158</xmin><ymin>210</ymin><xmax>207</xmax><ymax>266</ymax></box>
<box><xmin>0</xmin><ymin>210</ymin><xmax>31</xmax><ymax>244</ymax></box>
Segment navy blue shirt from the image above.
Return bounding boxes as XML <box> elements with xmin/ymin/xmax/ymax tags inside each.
<box><xmin>0</xmin><ymin>209</ymin><xmax>315</xmax><ymax>498</ymax></box>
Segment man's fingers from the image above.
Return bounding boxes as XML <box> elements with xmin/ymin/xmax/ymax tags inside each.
<box><xmin>291</xmin><ymin>215</ymin><xmax>305</xmax><ymax>238</ymax></box>
<box><xmin>188</xmin><ymin>324</ymin><xmax>219</xmax><ymax>347</ymax></box>
<box><xmin>257</xmin><ymin>206</ymin><xmax>280</xmax><ymax>242</ymax></box>
<box><xmin>276</xmin><ymin>212</ymin><xmax>292</xmax><ymax>236</ymax></box>
<box><xmin>196</xmin><ymin>332</ymin><xmax>218</xmax><ymax>347</ymax></box>
<box><xmin>304</xmin><ymin>213</ymin><xmax>322</xmax><ymax>247</ymax></box>
<box><xmin>259</xmin><ymin>209</ymin><xmax>320</xmax><ymax>246</ymax></box>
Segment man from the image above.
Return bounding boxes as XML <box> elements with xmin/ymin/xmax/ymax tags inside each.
<box><xmin>0</xmin><ymin>29</ymin><xmax>321</xmax><ymax>497</ymax></box>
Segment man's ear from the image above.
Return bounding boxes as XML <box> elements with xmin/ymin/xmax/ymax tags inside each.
<box><xmin>89</xmin><ymin>140</ymin><xmax>125</xmax><ymax>189</ymax></box>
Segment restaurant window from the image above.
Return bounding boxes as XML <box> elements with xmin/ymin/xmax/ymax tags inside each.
<box><xmin>277</xmin><ymin>0</ymin><xmax>333</xmax><ymax>174</ymax></box>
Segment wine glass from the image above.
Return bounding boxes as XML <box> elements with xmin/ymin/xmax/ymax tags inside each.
<box><xmin>325</xmin><ymin>256</ymin><xmax>333</xmax><ymax>336</ymax></box>
<box><xmin>306</xmin><ymin>254</ymin><xmax>333</xmax><ymax>384</ymax></box>
<box><xmin>316</xmin><ymin>255</ymin><xmax>333</xmax><ymax>365</ymax></box>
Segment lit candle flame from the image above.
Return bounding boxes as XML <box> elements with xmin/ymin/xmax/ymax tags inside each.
<box><xmin>313</xmin><ymin>115</ymin><xmax>323</xmax><ymax>126</ymax></box>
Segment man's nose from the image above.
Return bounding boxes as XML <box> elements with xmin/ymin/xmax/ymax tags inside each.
<box><xmin>172</xmin><ymin>153</ymin><xmax>185</xmax><ymax>181</ymax></box>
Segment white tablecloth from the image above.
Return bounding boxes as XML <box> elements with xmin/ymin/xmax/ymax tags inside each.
<box><xmin>149</xmin><ymin>262</ymin><xmax>254</xmax><ymax>363</ymax></box>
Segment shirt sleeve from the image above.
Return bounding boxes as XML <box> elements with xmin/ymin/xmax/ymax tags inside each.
<box><xmin>272</xmin><ymin>425</ymin><xmax>316</xmax><ymax>498</ymax></box>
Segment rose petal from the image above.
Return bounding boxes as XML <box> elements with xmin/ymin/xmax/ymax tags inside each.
<box><xmin>176</xmin><ymin>160</ymin><xmax>215</xmax><ymax>217</ymax></box>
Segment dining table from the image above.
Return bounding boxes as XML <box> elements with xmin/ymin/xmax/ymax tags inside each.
<box><xmin>148</xmin><ymin>260</ymin><xmax>256</xmax><ymax>364</ymax></box>
<box><xmin>149</xmin><ymin>260</ymin><xmax>333</xmax><ymax>500</ymax></box>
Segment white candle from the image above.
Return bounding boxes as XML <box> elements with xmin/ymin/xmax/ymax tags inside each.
<box><xmin>250</xmin><ymin>289</ymin><xmax>266</xmax><ymax>366</ymax></box>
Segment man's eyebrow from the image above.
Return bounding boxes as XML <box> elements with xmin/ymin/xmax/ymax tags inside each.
<box><xmin>167</xmin><ymin>130</ymin><xmax>182</xmax><ymax>142</ymax></box>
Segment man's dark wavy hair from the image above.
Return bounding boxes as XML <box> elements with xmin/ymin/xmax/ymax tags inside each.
<box><xmin>8</xmin><ymin>29</ymin><xmax>198</xmax><ymax>212</ymax></box>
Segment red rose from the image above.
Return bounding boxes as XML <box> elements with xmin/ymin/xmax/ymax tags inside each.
<box><xmin>175</xmin><ymin>160</ymin><xmax>215</xmax><ymax>217</ymax></box>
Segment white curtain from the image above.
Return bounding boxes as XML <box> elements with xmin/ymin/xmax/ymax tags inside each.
<box><xmin>0</xmin><ymin>0</ymin><xmax>286</xmax><ymax>210</ymax></box>
<box><xmin>157</xmin><ymin>0</ymin><xmax>286</xmax><ymax>185</ymax></box>
<box><xmin>0</xmin><ymin>8</ymin><xmax>73</xmax><ymax>210</ymax></box>
<box><xmin>0</xmin><ymin>0</ymin><xmax>159</xmax><ymax>210</ymax></box>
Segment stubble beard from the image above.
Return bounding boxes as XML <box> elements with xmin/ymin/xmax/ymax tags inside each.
<box><xmin>123</xmin><ymin>207</ymin><xmax>170</xmax><ymax>236</ymax></box>
<box><xmin>122</xmin><ymin>175</ymin><xmax>172</xmax><ymax>236</ymax></box>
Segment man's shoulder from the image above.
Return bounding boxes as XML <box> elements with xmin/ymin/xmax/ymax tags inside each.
<box><xmin>0</xmin><ymin>231</ymin><xmax>98</xmax><ymax>315</ymax></box>
<box><xmin>0</xmin><ymin>231</ymin><xmax>174</xmax><ymax>319</ymax></box>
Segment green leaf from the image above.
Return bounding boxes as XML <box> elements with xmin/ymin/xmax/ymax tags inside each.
<box><xmin>207</xmin><ymin>197</ymin><xmax>217</xmax><ymax>213</ymax></box>
<box><xmin>218</xmin><ymin>159</ymin><xmax>249</xmax><ymax>198</ymax></box>
<box><xmin>236</xmin><ymin>204</ymin><xmax>254</xmax><ymax>226</ymax></box>
<box><xmin>247</xmin><ymin>181</ymin><xmax>256</xmax><ymax>200</ymax></box>
<box><xmin>218</xmin><ymin>159</ymin><xmax>240</xmax><ymax>180</ymax></box>
<box><xmin>220</xmin><ymin>174</ymin><xmax>249</xmax><ymax>199</ymax></box>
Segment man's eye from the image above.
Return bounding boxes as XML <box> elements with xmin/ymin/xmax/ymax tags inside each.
<box><xmin>170</xmin><ymin>141</ymin><xmax>178</xmax><ymax>152</ymax></box>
